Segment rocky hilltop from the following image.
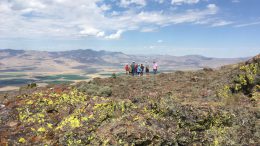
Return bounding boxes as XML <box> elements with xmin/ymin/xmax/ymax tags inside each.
<box><xmin>0</xmin><ymin>54</ymin><xmax>259</xmax><ymax>145</ymax></box>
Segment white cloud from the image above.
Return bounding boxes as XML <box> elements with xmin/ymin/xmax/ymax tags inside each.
<box><xmin>235</xmin><ymin>21</ymin><xmax>260</xmax><ymax>28</ymax></box>
<box><xmin>99</xmin><ymin>4</ymin><xmax>111</xmax><ymax>11</ymax></box>
<box><xmin>207</xmin><ymin>4</ymin><xmax>217</xmax><ymax>10</ymax></box>
<box><xmin>135</xmin><ymin>11</ymin><xmax>165</xmax><ymax>24</ymax></box>
<box><xmin>0</xmin><ymin>0</ymin><xmax>220</xmax><ymax>40</ymax></box>
<box><xmin>12</xmin><ymin>0</ymin><xmax>47</xmax><ymax>10</ymax></box>
<box><xmin>0</xmin><ymin>2</ymin><xmax>11</xmax><ymax>12</ymax></box>
<box><xmin>155</xmin><ymin>0</ymin><xmax>164</xmax><ymax>4</ymax></box>
<box><xmin>171</xmin><ymin>0</ymin><xmax>200</xmax><ymax>5</ymax></box>
<box><xmin>79</xmin><ymin>27</ymin><xmax>105</xmax><ymax>37</ymax></box>
<box><xmin>105</xmin><ymin>30</ymin><xmax>124</xmax><ymax>40</ymax></box>
<box><xmin>140</xmin><ymin>27</ymin><xmax>158</xmax><ymax>32</ymax></box>
<box><xmin>211</xmin><ymin>20</ymin><xmax>233</xmax><ymax>27</ymax></box>
<box><xmin>195</xmin><ymin>18</ymin><xmax>233</xmax><ymax>27</ymax></box>
<box><xmin>119</xmin><ymin>0</ymin><xmax>146</xmax><ymax>7</ymax></box>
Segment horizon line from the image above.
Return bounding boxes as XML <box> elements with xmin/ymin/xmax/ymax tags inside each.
<box><xmin>0</xmin><ymin>48</ymin><xmax>254</xmax><ymax>59</ymax></box>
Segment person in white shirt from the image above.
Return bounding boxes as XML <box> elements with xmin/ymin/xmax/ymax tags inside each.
<box><xmin>153</xmin><ymin>61</ymin><xmax>158</xmax><ymax>74</ymax></box>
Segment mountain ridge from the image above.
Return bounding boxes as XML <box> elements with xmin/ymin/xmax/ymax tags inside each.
<box><xmin>0</xmin><ymin>48</ymin><xmax>251</xmax><ymax>59</ymax></box>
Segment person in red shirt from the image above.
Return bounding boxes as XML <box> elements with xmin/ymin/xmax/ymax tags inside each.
<box><xmin>134</xmin><ymin>64</ymin><xmax>138</xmax><ymax>75</ymax></box>
<box><xmin>125</xmin><ymin>64</ymin><xmax>129</xmax><ymax>75</ymax></box>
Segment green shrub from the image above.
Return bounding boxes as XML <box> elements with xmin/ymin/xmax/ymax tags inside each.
<box><xmin>98</xmin><ymin>86</ymin><xmax>112</xmax><ymax>97</ymax></box>
<box><xmin>231</xmin><ymin>63</ymin><xmax>259</xmax><ymax>95</ymax></box>
<box><xmin>76</xmin><ymin>83</ymin><xmax>112</xmax><ymax>97</ymax></box>
<box><xmin>111</xmin><ymin>73</ymin><xmax>116</xmax><ymax>79</ymax></box>
<box><xmin>27</xmin><ymin>83</ymin><xmax>37</xmax><ymax>88</ymax></box>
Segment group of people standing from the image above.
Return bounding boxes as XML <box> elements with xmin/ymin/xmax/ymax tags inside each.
<box><xmin>124</xmin><ymin>61</ymin><xmax>158</xmax><ymax>76</ymax></box>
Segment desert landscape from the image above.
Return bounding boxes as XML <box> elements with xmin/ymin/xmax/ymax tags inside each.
<box><xmin>0</xmin><ymin>49</ymin><xmax>248</xmax><ymax>91</ymax></box>
<box><xmin>0</xmin><ymin>0</ymin><xmax>259</xmax><ymax>145</ymax></box>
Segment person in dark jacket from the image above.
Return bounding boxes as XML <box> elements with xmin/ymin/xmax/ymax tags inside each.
<box><xmin>131</xmin><ymin>61</ymin><xmax>135</xmax><ymax>76</ymax></box>
<box><xmin>140</xmin><ymin>64</ymin><xmax>144</xmax><ymax>76</ymax></box>
<box><xmin>145</xmin><ymin>61</ymin><xmax>149</xmax><ymax>75</ymax></box>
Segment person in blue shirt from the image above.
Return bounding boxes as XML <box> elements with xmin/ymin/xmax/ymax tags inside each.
<box><xmin>137</xmin><ymin>64</ymin><xmax>142</xmax><ymax>76</ymax></box>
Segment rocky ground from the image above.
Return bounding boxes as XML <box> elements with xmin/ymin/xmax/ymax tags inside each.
<box><xmin>0</xmin><ymin>55</ymin><xmax>259</xmax><ymax>145</ymax></box>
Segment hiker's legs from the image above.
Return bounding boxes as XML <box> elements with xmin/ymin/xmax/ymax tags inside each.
<box><xmin>153</xmin><ymin>69</ymin><xmax>157</xmax><ymax>74</ymax></box>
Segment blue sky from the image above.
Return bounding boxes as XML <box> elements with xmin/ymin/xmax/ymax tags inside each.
<box><xmin>0</xmin><ymin>0</ymin><xmax>259</xmax><ymax>58</ymax></box>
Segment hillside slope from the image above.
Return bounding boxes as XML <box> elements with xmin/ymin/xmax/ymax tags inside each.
<box><xmin>0</xmin><ymin>55</ymin><xmax>259</xmax><ymax>145</ymax></box>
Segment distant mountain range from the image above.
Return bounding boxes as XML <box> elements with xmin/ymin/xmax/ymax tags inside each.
<box><xmin>0</xmin><ymin>49</ymin><xmax>248</xmax><ymax>73</ymax></box>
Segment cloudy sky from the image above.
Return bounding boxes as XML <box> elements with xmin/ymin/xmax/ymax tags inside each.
<box><xmin>0</xmin><ymin>0</ymin><xmax>259</xmax><ymax>57</ymax></box>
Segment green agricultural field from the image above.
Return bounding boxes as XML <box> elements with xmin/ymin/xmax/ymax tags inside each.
<box><xmin>0</xmin><ymin>79</ymin><xmax>36</xmax><ymax>87</ymax></box>
<box><xmin>35</xmin><ymin>74</ymin><xmax>89</xmax><ymax>81</ymax></box>
<box><xmin>0</xmin><ymin>73</ymin><xmax>27</xmax><ymax>79</ymax></box>
<box><xmin>0</xmin><ymin>73</ymin><xmax>90</xmax><ymax>90</ymax></box>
